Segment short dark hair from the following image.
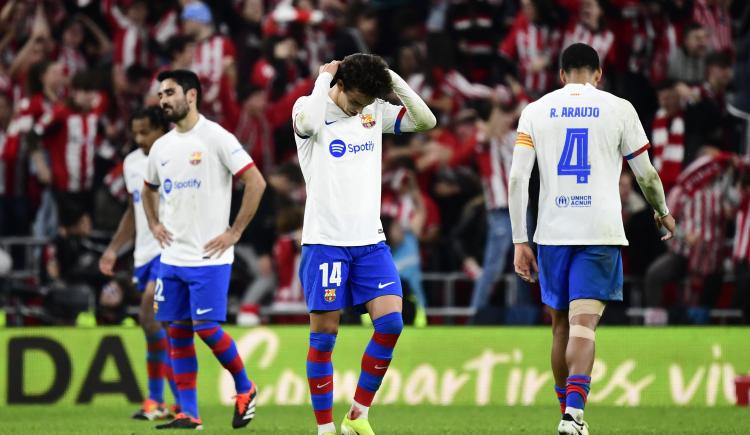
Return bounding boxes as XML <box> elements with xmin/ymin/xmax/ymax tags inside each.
<box><xmin>560</xmin><ymin>43</ymin><xmax>600</xmax><ymax>73</ymax></box>
<box><xmin>683</xmin><ymin>22</ymin><xmax>704</xmax><ymax>39</ymax></box>
<box><xmin>336</xmin><ymin>53</ymin><xmax>392</xmax><ymax>99</ymax></box>
<box><xmin>157</xmin><ymin>69</ymin><xmax>202</xmax><ymax>108</ymax></box>
<box><xmin>705</xmin><ymin>50</ymin><xmax>733</xmax><ymax>69</ymax></box>
<box><xmin>28</xmin><ymin>60</ymin><xmax>52</xmax><ymax>95</ymax></box>
<box><xmin>130</xmin><ymin>105</ymin><xmax>169</xmax><ymax>132</ymax></box>
<box><xmin>165</xmin><ymin>35</ymin><xmax>194</xmax><ymax>59</ymax></box>
<box><xmin>71</xmin><ymin>70</ymin><xmax>98</xmax><ymax>91</ymax></box>
<box><xmin>655</xmin><ymin>78</ymin><xmax>677</xmax><ymax>92</ymax></box>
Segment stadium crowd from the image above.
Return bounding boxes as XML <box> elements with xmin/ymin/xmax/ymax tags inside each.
<box><xmin>0</xmin><ymin>0</ymin><xmax>749</xmax><ymax>326</ymax></box>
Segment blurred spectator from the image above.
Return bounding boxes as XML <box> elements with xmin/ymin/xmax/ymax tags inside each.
<box><xmin>692</xmin><ymin>0</ymin><xmax>732</xmax><ymax>53</ymax></box>
<box><xmin>651</xmin><ymin>79</ymin><xmax>685</xmax><ymax>194</ymax></box>
<box><xmin>230</xmin><ymin>79</ymin><xmax>313</xmax><ymax>174</ymax></box>
<box><xmin>101</xmin><ymin>0</ymin><xmax>151</xmax><ymax>94</ymax></box>
<box><xmin>499</xmin><ymin>0</ymin><xmax>561</xmax><ymax>98</ymax></box>
<box><xmin>620</xmin><ymin>170</ymin><xmax>665</xmax><ymax>286</ymax></box>
<box><xmin>55</xmin><ymin>14</ymin><xmax>112</xmax><ymax>77</ymax></box>
<box><xmin>446</xmin><ymin>0</ymin><xmax>513</xmax><ymax>84</ymax></box>
<box><xmin>333</xmin><ymin>2</ymin><xmax>378</xmax><ymax>58</ymax></box>
<box><xmin>732</xmin><ymin>164</ymin><xmax>750</xmax><ymax>323</ymax></box>
<box><xmin>683</xmin><ymin>50</ymin><xmax>735</xmax><ymax>165</ymax></box>
<box><xmin>449</xmin><ymin>104</ymin><xmax>517</xmax><ymax>321</ymax></box>
<box><xmin>729</xmin><ymin>33</ymin><xmax>750</xmax><ymax>155</ymax></box>
<box><xmin>643</xmin><ymin>151</ymin><xmax>736</xmax><ymax>324</ymax></box>
<box><xmin>562</xmin><ymin>0</ymin><xmax>615</xmax><ymax>71</ymax></box>
<box><xmin>0</xmin><ymin>91</ymin><xmax>29</xmax><ymax>236</ymax></box>
<box><xmin>28</xmin><ymin>70</ymin><xmax>107</xmax><ymax>234</ymax></box>
<box><xmin>667</xmin><ymin>22</ymin><xmax>708</xmax><ymax>84</ymax></box>
<box><xmin>145</xmin><ymin>35</ymin><xmax>195</xmax><ymax>106</ymax></box>
<box><xmin>382</xmin><ymin>166</ymin><xmax>429</xmax><ymax>326</ymax></box>
<box><xmin>183</xmin><ymin>1</ymin><xmax>238</xmax><ymax>126</ymax></box>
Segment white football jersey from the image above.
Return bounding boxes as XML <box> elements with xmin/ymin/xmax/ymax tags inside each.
<box><xmin>145</xmin><ymin>115</ymin><xmax>254</xmax><ymax>266</ymax></box>
<box><xmin>517</xmin><ymin>83</ymin><xmax>649</xmax><ymax>245</ymax></box>
<box><xmin>294</xmin><ymin>95</ymin><xmax>406</xmax><ymax>246</ymax></box>
<box><xmin>123</xmin><ymin>148</ymin><xmax>161</xmax><ymax>267</ymax></box>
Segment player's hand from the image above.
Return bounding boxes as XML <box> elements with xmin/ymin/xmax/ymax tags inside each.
<box><xmin>319</xmin><ymin>60</ymin><xmax>340</xmax><ymax>78</ymax></box>
<box><xmin>514</xmin><ymin>243</ymin><xmax>538</xmax><ymax>283</ymax></box>
<box><xmin>99</xmin><ymin>248</ymin><xmax>117</xmax><ymax>276</ymax></box>
<box><xmin>204</xmin><ymin>229</ymin><xmax>241</xmax><ymax>259</ymax></box>
<box><xmin>150</xmin><ymin>222</ymin><xmax>173</xmax><ymax>248</ymax></box>
<box><xmin>655</xmin><ymin>212</ymin><xmax>676</xmax><ymax>241</ymax></box>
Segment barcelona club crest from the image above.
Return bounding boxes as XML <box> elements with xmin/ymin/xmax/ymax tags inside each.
<box><xmin>189</xmin><ymin>151</ymin><xmax>203</xmax><ymax>165</ymax></box>
<box><xmin>324</xmin><ymin>288</ymin><xmax>336</xmax><ymax>303</ymax></box>
<box><xmin>360</xmin><ymin>113</ymin><xmax>376</xmax><ymax>129</ymax></box>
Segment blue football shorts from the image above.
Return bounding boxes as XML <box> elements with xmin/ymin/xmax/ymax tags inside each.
<box><xmin>154</xmin><ymin>263</ymin><xmax>232</xmax><ymax>321</ymax></box>
<box><xmin>132</xmin><ymin>255</ymin><xmax>160</xmax><ymax>292</ymax></box>
<box><xmin>537</xmin><ymin>245</ymin><xmax>623</xmax><ymax>311</ymax></box>
<box><xmin>299</xmin><ymin>241</ymin><xmax>402</xmax><ymax>314</ymax></box>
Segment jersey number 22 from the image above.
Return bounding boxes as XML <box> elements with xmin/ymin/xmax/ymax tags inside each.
<box><xmin>557</xmin><ymin>128</ymin><xmax>591</xmax><ymax>184</ymax></box>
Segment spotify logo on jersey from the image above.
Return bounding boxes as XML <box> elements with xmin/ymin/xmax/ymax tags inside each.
<box><xmin>329</xmin><ymin>139</ymin><xmax>346</xmax><ymax>158</ymax></box>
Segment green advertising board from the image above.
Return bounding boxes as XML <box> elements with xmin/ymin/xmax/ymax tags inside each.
<box><xmin>1</xmin><ymin>326</ymin><xmax>748</xmax><ymax>407</ymax></box>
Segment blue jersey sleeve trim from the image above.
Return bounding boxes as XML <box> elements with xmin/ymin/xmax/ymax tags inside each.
<box><xmin>624</xmin><ymin>143</ymin><xmax>651</xmax><ymax>160</ymax></box>
<box><xmin>394</xmin><ymin>106</ymin><xmax>407</xmax><ymax>135</ymax></box>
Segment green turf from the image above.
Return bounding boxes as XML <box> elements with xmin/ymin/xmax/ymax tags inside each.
<box><xmin>0</xmin><ymin>404</ymin><xmax>747</xmax><ymax>434</ymax></box>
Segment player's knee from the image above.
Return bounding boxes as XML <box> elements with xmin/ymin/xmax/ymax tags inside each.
<box><xmin>373</xmin><ymin>311</ymin><xmax>403</xmax><ymax>335</ymax></box>
<box><xmin>568</xmin><ymin>299</ymin><xmax>605</xmax><ymax>341</ymax></box>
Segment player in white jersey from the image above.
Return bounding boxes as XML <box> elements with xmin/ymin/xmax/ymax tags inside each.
<box><xmin>293</xmin><ymin>54</ymin><xmax>436</xmax><ymax>435</ymax></box>
<box><xmin>141</xmin><ymin>70</ymin><xmax>267</xmax><ymax>430</ymax></box>
<box><xmin>508</xmin><ymin>44</ymin><xmax>676</xmax><ymax>435</ymax></box>
<box><xmin>99</xmin><ymin>106</ymin><xmax>178</xmax><ymax>421</ymax></box>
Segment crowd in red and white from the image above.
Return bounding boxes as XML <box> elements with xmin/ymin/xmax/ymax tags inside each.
<box><xmin>0</xmin><ymin>0</ymin><xmax>749</xmax><ymax>325</ymax></box>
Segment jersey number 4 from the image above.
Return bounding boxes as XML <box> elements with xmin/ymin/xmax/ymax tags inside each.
<box><xmin>557</xmin><ymin>128</ymin><xmax>591</xmax><ymax>184</ymax></box>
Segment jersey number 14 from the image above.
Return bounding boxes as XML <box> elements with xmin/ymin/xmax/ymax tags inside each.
<box><xmin>557</xmin><ymin>128</ymin><xmax>591</xmax><ymax>184</ymax></box>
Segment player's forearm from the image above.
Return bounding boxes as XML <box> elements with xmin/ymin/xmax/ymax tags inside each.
<box><xmin>107</xmin><ymin>201</ymin><xmax>135</xmax><ymax>253</ymax></box>
<box><xmin>388</xmin><ymin>69</ymin><xmax>437</xmax><ymax>132</ymax></box>
<box><xmin>141</xmin><ymin>186</ymin><xmax>160</xmax><ymax>228</ymax></box>
<box><xmin>509</xmin><ymin>145</ymin><xmax>536</xmax><ymax>243</ymax></box>
<box><xmin>295</xmin><ymin>72</ymin><xmax>333</xmax><ymax>136</ymax></box>
<box><xmin>627</xmin><ymin>153</ymin><xmax>670</xmax><ymax>217</ymax></box>
<box><xmin>230</xmin><ymin>166</ymin><xmax>267</xmax><ymax>237</ymax></box>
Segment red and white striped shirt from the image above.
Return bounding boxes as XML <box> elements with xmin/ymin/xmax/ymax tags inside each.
<box><xmin>667</xmin><ymin>153</ymin><xmax>733</xmax><ymax>275</ymax></box>
<box><xmin>192</xmin><ymin>35</ymin><xmax>237</xmax><ymax>122</ymax></box>
<box><xmin>1</xmin><ymin>95</ymin><xmax>53</xmax><ymax>196</ymax></box>
<box><xmin>734</xmin><ymin>194</ymin><xmax>750</xmax><ymax>263</ymax></box>
<box><xmin>500</xmin><ymin>15</ymin><xmax>561</xmax><ymax>96</ymax></box>
<box><xmin>693</xmin><ymin>0</ymin><xmax>732</xmax><ymax>52</ymax></box>
<box><xmin>477</xmin><ymin>132</ymin><xmax>514</xmax><ymax>210</ymax></box>
<box><xmin>33</xmin><ymin>95</ymin><xmax>107</xmax><ymax>193</ymax></box>
<box><xmin>102</xmin><ymin>0</ymin><xmax>150</xmax><ymax>68</ymax></box>
<box><xmin>651</xmin><ymin>109</ymin><xmax>685</xmax><ymax>193</ymax></box>
<box><xmin>562</xmin><ymin>23</ymin><xmax>616</xmax><ymax>67</ymax></box>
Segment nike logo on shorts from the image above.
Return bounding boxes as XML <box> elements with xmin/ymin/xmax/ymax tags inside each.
<box><xmin>378</xmin><ymin>281</ymin><xmax>395</xmax><ymax>289</ymax></box>
<box><xmin>324</xmin><ymin>120</ymin><xmax>337</xmax><ymax>125</ymax></box>
<box><xmin>160</xmin><ymin>160</ymin><xmax>169</xmax><ymax>166</ymax></box>
<box><xmin>196</xmin><ymin>308</ymin><xmax>213</xmax><ymax>315</ymax></box>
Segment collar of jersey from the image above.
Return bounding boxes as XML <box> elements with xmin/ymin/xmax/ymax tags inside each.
<box><xmin>563</xmin><ymin>83</ymin><xmax>594</xmax><ymax>91</ymax></box>
<box><xmin>327</xmin><ymin>95</ymin><xmax>351</xmax><ymax>121</ymax></box>
<box><xmin>173</xmin><ymin>114</ymin><xmax>205</xmax><ymax>135</ymax></box>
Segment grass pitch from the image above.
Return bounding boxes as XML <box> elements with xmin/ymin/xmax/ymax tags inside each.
<box><xmin>1</xmin><ymin>404</ymin><xmax>747</xmax><ymax>434</ymax></box>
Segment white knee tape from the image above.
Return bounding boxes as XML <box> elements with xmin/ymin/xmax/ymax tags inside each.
<box><xmin>569</xmin><ymin>299</ymin><xmax>606</xmax><ymax>319</ymax></box>
<box><xmin>569</xmin><ymin>324</ymin><xmax>596</xmax><ymax>340</ymax></box>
